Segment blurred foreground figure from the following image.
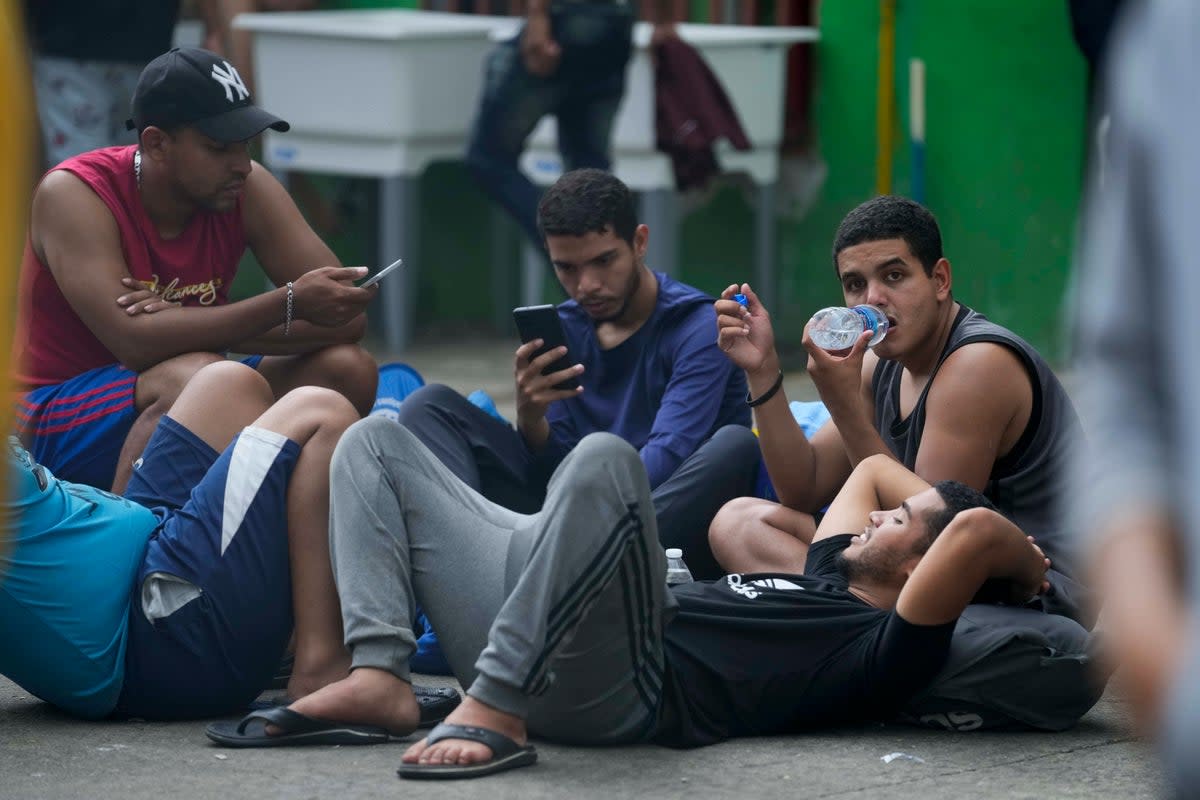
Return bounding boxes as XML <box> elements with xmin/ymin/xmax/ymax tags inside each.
<box><xmin>1071</xmin><ymin>0</ymin><xmax>1200</xmax><ymax>795</ymax></box>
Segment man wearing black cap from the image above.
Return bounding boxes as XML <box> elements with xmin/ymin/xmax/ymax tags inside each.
<box><xmin>14</xmin><ymin>47</ymin><xmax>379</xmax><ymax>493</ymax></box>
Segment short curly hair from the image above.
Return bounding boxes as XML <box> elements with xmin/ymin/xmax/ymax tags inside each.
<box><xmin>832</xmin><ymin>195</ymin><xmax>944</xmax><ymax>275</ymax></box>
<box><xmin>537</xmin><ymin>168</ymin><xmax>638</xmax><ymax>246</ymax></box>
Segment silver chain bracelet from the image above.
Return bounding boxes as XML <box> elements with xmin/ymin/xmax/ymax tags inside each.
<box><xmin>284</xmin><ymin>281</ymin><xmax>294</xmax><ymax>336</ymax></box>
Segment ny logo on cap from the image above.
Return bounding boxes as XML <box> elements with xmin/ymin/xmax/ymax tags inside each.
<box><xmin>211</xmin><ymin>61</ymin><xmax>250</xmax><ymax>103</ymax></box>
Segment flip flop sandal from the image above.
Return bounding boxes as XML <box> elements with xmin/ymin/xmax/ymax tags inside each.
<box><xmin>396</xmin><ymin>722</ymin><xmax>538</xmax><ymax>780</ymax></box>
<box><xmin>206</xmin><ymin>706</ymin><xmax>390</xmax><ymax>748</ymax></box>
<box><xmin>206</xmin><ymin>685</ymin><xmax>462</xmax><ymax>748</ymax></box>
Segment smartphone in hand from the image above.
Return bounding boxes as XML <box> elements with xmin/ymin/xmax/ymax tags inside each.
<box><xmin>359</xmin><ymin>258</ymin><xmax>405</xmax><ymax>288</ymax></box>
<box><xmin>513</xmin><ymin>304</ymin><xmax>580</xmax><ymax>391</ymax></box>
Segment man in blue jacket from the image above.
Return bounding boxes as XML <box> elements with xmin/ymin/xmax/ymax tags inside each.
<box><xmin>396</xmin><ymin>169</ymin><xmax>754</xmax><ymax>578</ymax></box>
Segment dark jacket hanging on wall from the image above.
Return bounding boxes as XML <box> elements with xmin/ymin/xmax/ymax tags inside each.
<box><xmin>653</xmin><ymin>36</ymin><xmax>751</xmax><ymax>191</ymax></box>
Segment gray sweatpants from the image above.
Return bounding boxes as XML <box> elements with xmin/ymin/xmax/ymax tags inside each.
<box><xmin>328</xmin><ymin>417</ymin><xmax>674</xmax><ymax>744</ymax></box>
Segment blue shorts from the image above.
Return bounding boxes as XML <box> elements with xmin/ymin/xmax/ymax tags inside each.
<box><xmin>16</xmin><ymin>356</ymin><xmax>266</xmax><ymax>491</ymax></box>
<box><xmin>16</xmin><ymin>364</ymin><xmax>138</xmax><ymax>490</ymax></box>
<box><xmin>116</xmin><ymin>414</ymin><xmax>299</xmax><ymax>719</ymax></box>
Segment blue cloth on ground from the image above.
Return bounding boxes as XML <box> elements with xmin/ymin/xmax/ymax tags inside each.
<box><xmin>467</xmin><ymin>389</ymin><xmax>509</xmax><ymax>424</ymax></box>
<box><xmin>371</xmin><ymin>362</ymin><xmax>426</xmax><ymax>420</ymax></box>
<box><xmin>787</xmin><ymin>400</ymin><xmax>833</xmax><ymax>439</ymax></box>
<box><xmin>754</xmin><ymin>400</ymin><xmax>831</xmax><ymax>502</ymax></box>
<box><xmin>410</xmin><ymin>610</ymin><xmax>453</xmax><ymax>675</ymax></box>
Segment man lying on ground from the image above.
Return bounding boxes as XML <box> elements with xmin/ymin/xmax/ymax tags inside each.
<box><xmin>395</xmin><ymin>168</ymin><xmax>756</xmax><ymax>578</ymax></box>
<box><xmin>206</xmin><ymin>419</ymin><xmax>1047</xmax><ymax>782</ymax></box>
<box><xmin>13</xmin><ymin>46</ymin><xmax>377</xmax><ymax>494</ymax></box>
<box><xmin>711</xmin><ymin>195</ymin><xmax>1087</xmax><ymax>622</ymax></box>
<box><xmin>0</xmin><ymin>362</ymin><xmax>458</xmax><ymax>722</ymax></box>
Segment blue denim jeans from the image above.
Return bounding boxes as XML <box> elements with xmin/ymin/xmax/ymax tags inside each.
<box><xmin>466</xmin><ymin>3</ymin><xmax>635</xmax><ymax>246</ymax></box>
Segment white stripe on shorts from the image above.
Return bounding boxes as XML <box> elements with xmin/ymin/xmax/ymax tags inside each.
<box><xmin>221</xmin><ymin>426</ymin><xmax>289</xmax><ymax>556</ymax></box>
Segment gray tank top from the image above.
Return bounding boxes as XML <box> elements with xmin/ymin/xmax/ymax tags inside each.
<box><xmin>871</xmin><ymin>306</ymin><xmax>1081</xmax><ymax>577</ymax></box>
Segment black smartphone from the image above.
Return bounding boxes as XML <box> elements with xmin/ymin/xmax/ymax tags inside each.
<box><xmin>513</xmin><ymin>304</ymin><xmax>580</xmax><ymax>391</ymax></box>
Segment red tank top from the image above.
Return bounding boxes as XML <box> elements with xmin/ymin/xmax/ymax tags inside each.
<box><xmin>14</xmin><ymin>145</ymin><xmax>246</xmax><ymax>386</ymax></box>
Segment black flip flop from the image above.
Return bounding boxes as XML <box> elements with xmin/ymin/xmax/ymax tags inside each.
<box><xmin>397</xmin><ymin>722</ymin><xmax>537</xmax><ymax>780</ymax></box>
<box><xmin>206</xmin><ymin>706</ymin><xmax>390</xmax><ymax>747</ymax></box>
<box><xmin>205</xmin><ymin>685</ymin><xmax>462</xmax><ymax>748</ymax></box>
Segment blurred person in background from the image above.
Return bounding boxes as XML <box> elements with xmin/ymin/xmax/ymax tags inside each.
<box><xmin>209</xmin><ymin>0</ymin><xmax>319</xmax><ymax>93</ymax></box>
<box><xmin>24</xmin><ymin>1</ymin><xmax>222</xmax><ymax>168</ymax></box>
<box><xmin>1070</xmin><ymin>0</ymin><xmax>1199</xmax><ymax>795</ymax></box>
<box><xmin>208</xmin><ymin>0</ymin><xmax>351</xmax><ymax>236</ymax></box>
<box><xmin>466</xmin><ymin>0</ymin><xmax>677</xmax><ymax>249</ymax></box>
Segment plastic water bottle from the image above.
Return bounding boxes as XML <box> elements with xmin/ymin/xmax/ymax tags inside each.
<box><xmin>665</xmin><ymin>548</ymin><xmax>694</xmax><ymax>586</ymax></box>
<box><xmin>807</xmin><ymin>305</ymin><xmax>889</xmax><ymax>351</ymax></box>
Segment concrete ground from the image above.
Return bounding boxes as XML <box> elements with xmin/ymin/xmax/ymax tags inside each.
<box><xmin>0</xmin><ymin>335</ymin><xmax>1165</xmax><ymax>798</ymax></box>
<box><xmin>0</xmin><ymin>675</ymin><xmax>1162</xmax><ymax>799</ymax></box>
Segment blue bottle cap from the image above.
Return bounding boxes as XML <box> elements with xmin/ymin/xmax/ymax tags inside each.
<box><xmin>733</xmin><ymin>293</ymin><xmax>748</xmax><ymax>306</ymax></box>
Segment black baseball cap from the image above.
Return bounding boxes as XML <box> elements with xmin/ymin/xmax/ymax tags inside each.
<box><xmin>125</xmin><ymin>47</ymin><xmax>290</xmax><ymax>142</ymax></box>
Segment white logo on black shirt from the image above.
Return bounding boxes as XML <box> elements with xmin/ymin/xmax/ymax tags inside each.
<box><xmin>211</xmin><ymin>61</ymin><xmax>250</xmax><ymax>103</ymax></box>
<box><xmin>726</xmin><ymin>574</ymin><xmax>806</xmax><ymax>599</ymax></box>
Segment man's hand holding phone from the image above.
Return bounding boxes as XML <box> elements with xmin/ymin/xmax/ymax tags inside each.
<box><xmin>513</xmin><ymin>339</ymin><xmax>584</xmax><ymax>448</ymax></box>
<box><xmin>512</xmin><ymin>304</ymin><xmax>584</xmax><ymax>449</ymax></box>
<box><xmin>291</xmin><ymin>266</ymin><xmax>375</xmax><ymax>328</ymax></box>
<box><xmin>289</xmin><ymin>258</ymin><xmax>400</xmax><ymax>329</ymax></box>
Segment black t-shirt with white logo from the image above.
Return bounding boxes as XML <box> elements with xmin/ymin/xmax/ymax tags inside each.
<box><xmin>654</xmin><ymin>535</ymin><xmax>956</xmax><ymax>748</ymax></box>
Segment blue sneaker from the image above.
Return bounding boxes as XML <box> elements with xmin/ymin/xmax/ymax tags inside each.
<box><xmin>371</xmin><ymin>362</ymin><xmax>425</xmax><ymax>421</ymax></box>
<box><xmin>467</xmin><ymin>389</ymin><xmax>509</xmax><ymax>424</ymax></box>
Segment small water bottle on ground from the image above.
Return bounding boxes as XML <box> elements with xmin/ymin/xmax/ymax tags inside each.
<box><xmin>807</xmin><ymin>305</ymin><xmax>890</xmax><ymax>351</ymax></box>
<box><xmin>665</xmin><ymin>548</ymin><xmax>694</xmax><ymax>586</ymax></box>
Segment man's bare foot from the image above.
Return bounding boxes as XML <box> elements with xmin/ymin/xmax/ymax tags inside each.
<box><xmin>287</xmin><ymin>649</ymin><xmax>352</xmax><ymax>700</ymax></box>
<box><xmin>401</xmin><ymin>697</ymin><xmax>526</xmax><ymax>766</ymax></box>
<box><xmin>272</xmin><ymin>668</ymin><xmax>420</xmax><ymax>737</ymax></box>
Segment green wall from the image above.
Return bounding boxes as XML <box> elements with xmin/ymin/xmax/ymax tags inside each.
<box><xmin>768</xmin><ymin>0</ymin><xmax>1088</xmax><ymax>358</ymax></box>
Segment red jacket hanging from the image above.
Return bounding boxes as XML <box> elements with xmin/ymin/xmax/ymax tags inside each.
<box><xmin>654</xmin><ymin>36</ymin><xmax>751</xmax><ymax>191</ymax></box>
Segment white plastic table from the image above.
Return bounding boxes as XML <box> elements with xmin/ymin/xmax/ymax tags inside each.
<box><xmin>235</xmin><ymin>10</ymin><xmax>816</xmax><ymax>350</ymax></box>
<box><xmin>235</xmin><ymin>9</ymin><xmax>501</xmax><ymax>352</ymax></box>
